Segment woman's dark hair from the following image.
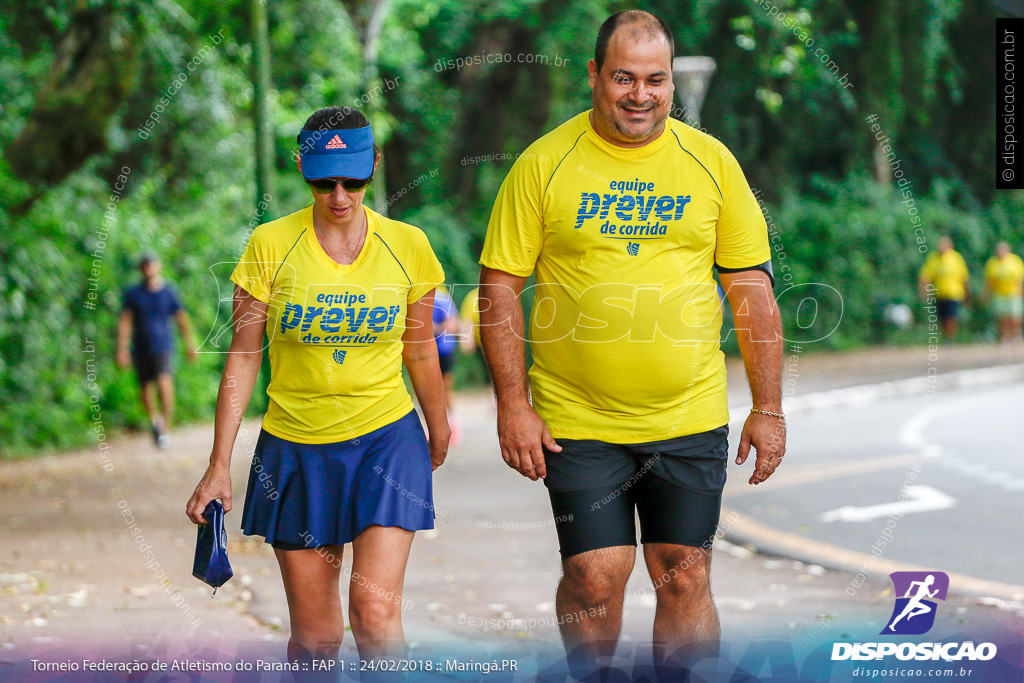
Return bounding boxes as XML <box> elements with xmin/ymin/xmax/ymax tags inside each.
<box><xmin>302</xmin><ymin>106</ymin><xmax>367</xmax><ymax>133</ymax></box>
<box><xmin>297</xmin><ymin>106</ymin><xmax>381</xmax><ymax>158</ymax></box>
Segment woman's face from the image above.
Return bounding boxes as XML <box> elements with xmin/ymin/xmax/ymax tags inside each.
<box><xmin>309</xmin><ymin>180</ymin><xmax>368</xmax><ymax>222</ymax></box>
<box><xmin>300</xmin><ymin>154</ymin><xmax>378</xmax><ymax>222</ymax></box>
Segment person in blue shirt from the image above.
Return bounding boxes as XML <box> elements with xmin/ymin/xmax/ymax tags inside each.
<box><xmin>117</xmin><ymin>254</ymin><xmax>196</xmax><ymax>448</ymax></box>
<box><xmin>432</xmin><ymin>286</ymin><xmax>462</xmax><ymax>445</ymax></box>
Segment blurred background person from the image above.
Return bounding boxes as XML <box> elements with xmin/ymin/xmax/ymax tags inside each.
<box><xmin>919</xmin><ymin>236</ymin><xmax>971</xmax><ymax>341</ymax></box>
<box><xmin>433</xmin><ymin>285</ymin><xmax>461</xmax><ymax>445</ymax></box>
<box><xmin>984</xmin><ymin>241</ymin><xmax>1024</xmax><ymax>343</ymax></box>
<box><xmin>458</xmin><ymin>286</ymin><xmax>491</xmax><ymax>389</ymax></box>
<box><xmin>117</xmin><ymin>253</ymin><xmax>196</xmax><ymax>448</ymax></box>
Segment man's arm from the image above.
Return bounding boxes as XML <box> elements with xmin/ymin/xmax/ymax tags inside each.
<box><xmin>918</xmin><ymin>258</ymin><xmax>934</xmax><ymax>299</ymax></box>
<box><xmin>117</xmin><ymin>310</ymin><xmax>133</xmax><ymax>368</ymax></box>
<box><xmin>175</xmin><ymin>309</ymin><xmax>197</xmax><ymax>361</ymax></box>
<box><xmin>960</xmin><ymin>257</ymin><xmax>972</xmax><ymax>303</ymax></box>
<box><xmin>720</xmin><ymin>270</ymin><xmax>785</xmax><ymax>485</ymax></box>
<box><xmin>479</xmin><ymin>266</ymin><xmax>560</xmax><ymax>481</ymax></box>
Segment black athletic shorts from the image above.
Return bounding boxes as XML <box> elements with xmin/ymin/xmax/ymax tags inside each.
<box><xmin>438</xmin><ymin>351</ymin><xmax>456</xmax><ymax>375</ymax></box>
<box><xmin>132</xmin><ymin>351</ymin><xmax>172</xmax><ymax>385</ymax></box>
<box><xmin>542</xmin><ymin>426</ymin><xmax>729</xmax><ymax>559</ymax></box>
<box><xmin>936</xmin><ymin>298</ymin><xmax>960</xmax><ymax>321</ymax></box>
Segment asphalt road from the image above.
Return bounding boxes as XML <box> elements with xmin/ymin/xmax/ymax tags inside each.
<box><xmin>3</xmin><ymin>345</ymin><xmax>1020</xmax><ymax>657</ymax></box>
<box><xmin>724</xmin><ymin>381</ymin><xmax>1024</xmax><ymax>587</ymax></box>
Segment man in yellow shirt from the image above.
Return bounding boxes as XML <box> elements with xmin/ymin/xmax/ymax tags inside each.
<box><xmin>919</xmin><ymin>236</ymin><xmax>971</xmax><ymax>340</ymax></box>
<box><xmin>984</xmin><ymin>241</ymin><xmax>1024</xmax><ymax>343</ymax></box>
<box><xmin>479</xmin><ymin>10</ymin><xmax>784</xmax><ymax>673</ymax></box>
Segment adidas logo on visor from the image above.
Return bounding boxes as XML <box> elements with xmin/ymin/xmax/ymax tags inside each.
<box><xmin>325</xmin><ymin>134</ymin><xmax>347</xmax><ymax>149</ymax></box>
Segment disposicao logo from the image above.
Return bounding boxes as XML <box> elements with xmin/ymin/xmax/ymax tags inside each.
<box><xmin>882</xmin><ymin>571</ymin><xmax>948</xmax><ymax>635</ymax></box>
<box><xmin>831</xmin><ymin>571</ymin><xmax>997</xmax><ymax>662</ymax></box>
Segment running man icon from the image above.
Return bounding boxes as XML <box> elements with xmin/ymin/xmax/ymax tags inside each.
<box><xmin>882</xmin><ymin>571</ymin><xmax>949</xmax><ymax>635</ymax></box>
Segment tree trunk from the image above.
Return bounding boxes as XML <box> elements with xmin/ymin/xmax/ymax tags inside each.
<box><xmin>252</xmin><ymin>0</ymin><xmax>275</xmax><ymax>216</ymax></box>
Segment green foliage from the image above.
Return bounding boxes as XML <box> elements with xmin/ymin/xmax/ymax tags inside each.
<box><xmin>0</xmin><ymin>0</ymin><xmax>1020</xmax><ymax>456</ymax></box>
<box><xmin>767</xmin><ymin>175</ymin><xmax>1023</xmax><ymax>349</ymax></box>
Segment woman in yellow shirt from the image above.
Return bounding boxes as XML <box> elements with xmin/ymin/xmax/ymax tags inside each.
<box><xmin>186</xmin><ymin>107</ymin><xmax>449</xmax><ymax>666</ymax></box>
<box><xmin>985</xmin><ymin>241</ymin><xmax>1024</xmax><ymax>343</ymax></box>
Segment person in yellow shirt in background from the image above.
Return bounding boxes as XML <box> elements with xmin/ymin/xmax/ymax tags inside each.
<box><xmin>432</xmin><ymin>285</ymin><xmax>462</xmax><ymax>443</ymax></box>
<box><xmin>458</xmin><ymin>286</ymin><xmax>491</xmax><ymax>387</ymax></box>
<box><xmin>919</xmin><ymin>236</ymin><xmax>971</xmax><ymax>341</ymax></box>
<box><xmin>984</xmin><ymin>241</ymin><xmax>1024</xmax><ymax>343</ymax></box>
<box><xmin>479</xmin><ymin>10</ymin><xmax>784</xmax><ymax>676</ymax></box>
<box><xmin>186</xmin><ymin>107</ymin><xmax>449</xmax><ymax>668</ymax></box>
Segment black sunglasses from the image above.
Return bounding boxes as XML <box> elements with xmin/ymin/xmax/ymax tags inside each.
<box><xmin>306</xmin><ymin>175</ymin><xmax>373</xmax><ymax>193</ymax></box>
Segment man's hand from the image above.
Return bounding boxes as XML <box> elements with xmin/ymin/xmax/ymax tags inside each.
<box><xmin>497</xmin><ymin>401</ymin><xmax>560</xmax><ymax>481</ymax></box>
<box><xmin>117</xmin><ymin>349</ymin><xmax>131</xmax><ymax>369</ymax></box>
<box><xmin>186</xmin><ymin>462</ymin><xmax>232</xmax><ymax>524</ymax></box>
<box><xmin>735</xmin><ymin>412</ymin><xmax>787</xmax><ymax>485</ymax></box>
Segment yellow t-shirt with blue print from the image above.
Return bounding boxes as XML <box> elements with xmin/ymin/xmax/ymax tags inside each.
<box><xmin>919</xmin><ymin>250</ymin><xmax>970</xmax><ymax>301</ymax></box>
<box><xmin>231</xmin><ymin>205</ymin><xmax>444</xmax><ymax>444</ymax></box>
<box><xmin>984</xmin><ymin>253</ymin><xmax>1024</xmax><ymax>297</ymax></box>
<box><xmin>480</xmin><ymin>110</ymin><xmax>771</xmax><ymax>443</ymax></box>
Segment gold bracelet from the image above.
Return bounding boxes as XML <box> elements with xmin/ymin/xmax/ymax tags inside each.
<box><xmin>750</xmin><ymin>408</ymin><xmax>786</xmax><ymax>420</ymax></box>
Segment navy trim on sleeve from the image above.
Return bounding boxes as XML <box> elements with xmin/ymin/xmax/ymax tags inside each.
<box><xmin>374</xmin><ymin>233</ymin><xmax>412</xmax><ymax>285</ymax></box>
<box><xmin>671</xmin><ymin>131</ymin><xmax>723</xmax><ymax>200</ymax></box>
<box><xmin>545</xmin><ymin>131</ymin><xmax>586</xmax><ymax>193</ymax></box>
<box><xmin>270</xmin><ymin>229</ymin><xmax>307</xmax><ymax>290</ymax></box>
<box><xmin>716</xmin><ymin>260</ymin><xmax>775</xmax><ymax>287</ymax></box>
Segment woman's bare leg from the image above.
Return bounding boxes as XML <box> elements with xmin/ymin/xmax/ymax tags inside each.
<box><xmin>348</xmin><ymin>525</ymin><xmax>415</xmax><ymax>660</ymax></box>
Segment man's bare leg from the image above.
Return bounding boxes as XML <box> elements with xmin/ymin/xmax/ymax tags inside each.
<box><xmin>157</xmin><ymin>372</ymin><xmax>175</xmax><ymax>429</ymax></box>
<box><xmin>140</xmin><ymin>380</ymin><xmax>158</xmax><ymax>427</ymax></box>
<box><xmin>556</xmin><ymin>545</ymin><xmax>634</xmax><ymax>675</ymax></box>
<box><xmin>643</xmin><ymin>544</ymin><xmax>719</xmax><ymax>668</ymax></box>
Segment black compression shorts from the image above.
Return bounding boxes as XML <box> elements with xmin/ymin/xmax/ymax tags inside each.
<box><xmin>542</xmin><ymin>426</ymin><xmax>728</xmax><ymax>559</ymax></box>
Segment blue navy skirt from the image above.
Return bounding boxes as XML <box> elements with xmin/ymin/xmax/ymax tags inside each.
<box><xmin>241</xmin><ymin>409</ymin><xmax>435</xmax><ymax>547</ymax></box>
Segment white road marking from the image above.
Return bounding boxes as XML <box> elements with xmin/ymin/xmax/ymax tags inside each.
<box><xmin>818</xmin><ymin>485</ymin><xmax>955</xmax><ymax>522</ymax></box>
<box><xmin>935</xmin><ymin>454</ymin><xmax>1024</xmax><ymax>490</ymax></box>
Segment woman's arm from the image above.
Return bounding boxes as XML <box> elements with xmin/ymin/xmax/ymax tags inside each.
<box><xmin>186</xmin><ymin>285</ymin><xmax>268</xmax><ymax>524</ymax></box>
<box><xmin>403</xmin><ymin>291</ymin><xmax>450</xmax><ymax>470</ymax></box>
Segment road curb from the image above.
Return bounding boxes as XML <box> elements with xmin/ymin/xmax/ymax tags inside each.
<box><xmin>721</xmin><ymin>505</ymin><xmax>1024</xmax><ymax>602</ymax></box>
<box><xmin>780</xmin><ymin>362</ymin><xmax>1024</xmax><ymax>415</ymax></box>
<box><xmin>723</xmin><ymin>362</ymin><xmax>1024</xmax><ymax>603</ymax></box>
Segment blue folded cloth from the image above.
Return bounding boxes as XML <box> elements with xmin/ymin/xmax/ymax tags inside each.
<box><xmin>193</xmin><ymin>499</ymin><xmax>233</xmax><ymax>594</ymax></box>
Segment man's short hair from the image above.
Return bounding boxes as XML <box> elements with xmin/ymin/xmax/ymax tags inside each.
<box><xmin>594</xmin><ymin>10</ymin><xmax>675</xmax><ymax>73</ymax></box>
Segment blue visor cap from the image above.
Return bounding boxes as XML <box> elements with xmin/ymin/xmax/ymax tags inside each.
<box><xmin>298</xmin><ymin>126</ymin><xmax>375</xmax><ymax>180</ymax></box>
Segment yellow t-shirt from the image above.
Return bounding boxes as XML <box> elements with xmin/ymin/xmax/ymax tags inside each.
<box><xmin>480</xmin><ymin>111</ymin><xmax>771</xmax><ymax>443</ymax></box>
<box><xmin>984</xmin><ymin>253</ymin><xmax>1024</xmax><ymax>297</ymax></box>
<box><xmin>459</xmin><ymin>287</ymin><xmax>481</xmax><ymax>346</ymax></box>
<box><xmin>231</xmin><ymin>205</ymin><xmax>444</xmax><ymax>443</ymax></box>
<box><xmin>919</xmin><ymin>250</ymin><xmax>969</xmax><ymax>301</ymax></box>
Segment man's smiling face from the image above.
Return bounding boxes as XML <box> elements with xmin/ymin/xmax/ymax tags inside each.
<box><xmin>589</xmin><ymin>28</ymin><xmax>674</xmax><ymax>147</ymax></box>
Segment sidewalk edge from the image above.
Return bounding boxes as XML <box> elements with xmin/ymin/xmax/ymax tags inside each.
<box><xmin>722</xmin><ymin>505</ymin><xmax>1024</xmax><ymax>602</ymax></box>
